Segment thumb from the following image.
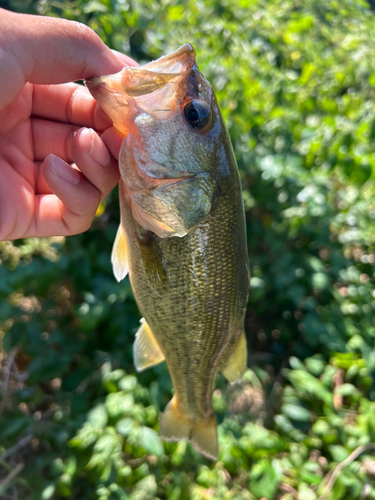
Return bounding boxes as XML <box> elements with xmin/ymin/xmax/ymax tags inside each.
<box><xmin>0</xmin><ymin>8</ymin><xmax>136</xmax><ymax>108</ymax></box>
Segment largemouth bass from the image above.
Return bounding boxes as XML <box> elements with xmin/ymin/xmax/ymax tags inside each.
<box><xmin>86</xmin><ymin>44</ymin><xmax>249</xmax><ymax>460</ymax></box>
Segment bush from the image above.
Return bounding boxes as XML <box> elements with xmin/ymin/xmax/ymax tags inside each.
<box><xmin>2</xmin><ymin>0</ymin><xmax>375</xmax><ymax>499</ymax></box>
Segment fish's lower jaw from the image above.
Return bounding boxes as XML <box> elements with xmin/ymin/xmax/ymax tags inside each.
<box><xmin>159</xmin><ymin>396</ymin><xmax>218</xmax><ymax>460</ymax></box>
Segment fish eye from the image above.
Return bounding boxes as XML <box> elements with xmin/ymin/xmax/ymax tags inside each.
<box><xmin>184</xmin><ymin>101</ymin><xmax>211</xmax><ymax>130</ymax></box>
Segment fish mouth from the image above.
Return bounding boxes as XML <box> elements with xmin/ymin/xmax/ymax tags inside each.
<box><xmin>85</xmin><ymin>45</ymin><xmax>216</xmax><ymax>239</ymax></box>
<box><xmin>84</xmin><ymin>44</ymin><xmax>206</xmax><ymax>134</ymax></box>
<box><xmin>120</xmin><ymin>132</ymin><xmax>194</xmax><ymax>193</ymax></box>
<box><xmin>85</xmin><ymin>43</ymin><xmax>197</xmax><ymax>115</ymax></box>
<box><xmin>85</xmin><ymin>44</ymin><xmax>205</xmax><ymax>186</ymax></box>
<box><xmin>86</xmin><ymin>43</ymin><xmax>197</xmax><ymax>96</ymax></box>
<box><xmin>139</xmin><ymin>43</ymin><xmax>197</xmax><ymax>74</ymax></box>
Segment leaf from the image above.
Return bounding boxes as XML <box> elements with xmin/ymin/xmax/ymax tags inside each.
<box><xmin>116</xmin><ymin>418</ymin><xmax>135</xmax><ymax>437</ymax></box>
<box><xmin>249</xmin><ymin>459</ymin><xmax>279</xmax><ymax>499</ymax></box>
<box><xmin>65</xmin><ymin>456</ymin><xmax>77</xmax><ymax>477</ymax></box>
<box><xmin>130</xmin><ymin>476</ymin><xmax>157</xmax><ymax>500</ymax></box>
<box><xmin>138</xmin><ymin>427</ymin><xmax>164</xmax><ymax>457</ymax></box>
<box><xmin>118</xmin><ymin>376</ymin><xmax>138</xmax><ymax>392</ymax></box>
<box><xmin>298</xmin><ymin>482</ymin><xmax>317</xmax><ymax>500</ymax></box>
<box><xmin>41</xmin><ymin>484</ymin><xmax>56</xmax><ymax>500</ymax></box>
<box><xmin>87</xmin><ymin>404</ymin><xmax>108</xmax><ymax>429</ymax></box>
<box><xmin>305</xmin><ymin>356</ymin><xmax>325</xmax><ymax>376</ymax></box>
<box><xmin>92</xmin><ymin>431</ymin><xmax>122</xmax><ymax>459</ymax></box>
<box><xmin>57</xmin><ymin>473</ymin><xmax>72</xmax><ymax>498</ymax></box>
<box><xmin>83</xmin><ymin>0</ymin><xmax>108</xmax><ymax>14</ymax></box>
<box><xmin>312</xmin><ymin>272</ymin><xmax>329</xmax><ymax>289</ymax></box>
<box><xmin>329</xmin><ymin>445</ymin><xmax>349</xmax><ymax>463</ymax></box>
<box><xmin>282</xmin><ymin>404</ymin><xmax>311</xmax><ymax>422</ymax></box>
<box><xmin>369</xmin><ymin>72</ymin><xmax>375</xmax><ymax>87</ymax></box>
<box><xmin>196</xmin><ymin>466</ymin><xmax>219</xmax><ymax>487</ymax></box>
<box><xmin>300</xmin><ymin>63</ymin><xmax>316</xmax><ymax>85</ymax></box>
<box><xmin>334</xmin><ymin>383</ymin><xmax>359</xmax><ymax>397</ymax></box>
<box><xmin>105</xmin><ymin>393</ymin><xmax>134</xmax><ymax>418</ymax></box>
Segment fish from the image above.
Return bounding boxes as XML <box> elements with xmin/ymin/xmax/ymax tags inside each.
<box><xmin>85</xmin><ymin>44</ymin><xmax>250</xmax><ymax>460</ymax></box>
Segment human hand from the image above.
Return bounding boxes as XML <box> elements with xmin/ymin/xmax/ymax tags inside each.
<box><xmin>0</xmin><ymin>8</ymin><xmax>137</xmax><ymax>241</ymax></box>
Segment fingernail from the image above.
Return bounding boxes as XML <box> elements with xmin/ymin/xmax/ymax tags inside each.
<box><xmin>85</xmin><ymin>128</ymin><xmax>111</xmax><ymax>167</ymax></box>
<box><xmin>49</xmin><ymin>154</ymin><xmax>81</xmax><ymax>185</ymax></box>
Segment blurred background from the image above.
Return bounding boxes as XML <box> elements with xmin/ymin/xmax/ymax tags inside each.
<box><xmin>1</xmin><ymin>0</ymin><xmax>375</xmax><ymax>498</ymax></box>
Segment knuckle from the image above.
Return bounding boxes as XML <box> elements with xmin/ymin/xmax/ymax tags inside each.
<box><xmin>65</xmin><ymin>87</ymin><xmax>78</xmax><ymax>123</ymax></box>
<box><xmin>65</xmin><ymin>82</ymin><xmax>81</xmax><ymax>123</ymax></box>
<box><xmin>64</xmin><ymin>20</ymin><xmax>97</xmax><ymax>43</ymax></box>
<box><xmin>63</xmin><ymin>215</ymin><xmax>92</xmax><ymax>236</ymax></box>
<box><xmin>78</xmin><ymin>217</ymin><xmax>93</xmax><ymax>234</ymax></box>
<box><xmin>64</xmin><ymin>126</ymin><xmax>80</xmax><ymax>160</ymax></box>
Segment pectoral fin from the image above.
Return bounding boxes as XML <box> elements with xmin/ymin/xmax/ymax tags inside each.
<box><xmin>131</xmin><ymin>201</ymin><xmax>177</xmax><ymax>238</ymax></box>
<box><xmin>221</xmin><ymin>331</ymin><xmax>247</xmax><ymax>384</ymax></box>
<box><xmin>133</xmin><ymin>318</ymin><xmax>165</xmax><ymax>372</ymax></box>
<box><xmin>111</xmin><ymin>221</ymin><xmax>129</xmax><ymax>282</ymax></box>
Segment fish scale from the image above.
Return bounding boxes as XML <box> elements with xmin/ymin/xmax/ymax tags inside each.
<box><xmin>121</xmin><ymin>170</ymin><xmax>247</xmax><ymax>417</ymax></box>
<box><xmin>86</xmin><ymin>43</ymin><xmax>249</xmax><ymax>460</ymax></box>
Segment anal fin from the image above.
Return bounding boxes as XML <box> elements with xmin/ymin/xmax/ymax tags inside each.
<box><xmin>221</xmin><ymin>331</ymin><xmax>247</xmax><ymax>384</ymax></box>
<box><xmin>133</xmin><ymin>318</ymin><xmax>165</xmax><ymax>372</ymax></box>
<box><xmin>159</xmin><ymin>396</ymin><xmax>218</xmax><ymax>460</ymax></box>
<box><xmin>111</xmin><ymin>220</ymin><xmax>129</xmax><ymax>282</ymax></box>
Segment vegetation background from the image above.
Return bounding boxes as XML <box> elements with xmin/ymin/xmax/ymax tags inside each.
<box><xmin>1</xmin><ymin>0</ymin><xmax>375</xmax><ymax>498</ymax></box>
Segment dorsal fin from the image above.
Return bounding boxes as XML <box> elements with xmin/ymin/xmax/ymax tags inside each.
<box><xmin>111</xmin><ymin>221</ymin><xmax>129</xmax><ymax>282</ymax></box>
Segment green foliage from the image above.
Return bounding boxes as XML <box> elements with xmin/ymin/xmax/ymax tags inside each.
<box><xmin>2</xmin><ymin>0</ymin><xmax>375</xmax><ymax>498</ymax></box>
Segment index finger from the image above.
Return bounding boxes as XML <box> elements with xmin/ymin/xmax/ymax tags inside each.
<box><xmin>0</xmin><ymin>9</ymin><xmax>137</xmax><ymax>109</ymax></box>
<box><xmin>31</xmin><ymin>51</ymin><xmax>138</xmax><ymax>130</ymax></box>
<box><xmin>32</xmin><ymin>83</ymin><xmax>113</xmax><ymax>131</ymax></box>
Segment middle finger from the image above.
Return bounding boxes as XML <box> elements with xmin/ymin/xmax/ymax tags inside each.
<box><xmin>32</xmin><ymin>117</ymin><xmax>78</xmax><ymax>163</ymax></box>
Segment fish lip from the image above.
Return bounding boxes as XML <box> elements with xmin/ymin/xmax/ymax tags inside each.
<box><xmin>120</xmin><ymin>132</ymin><xmax>196</xmax><ymax>192</ymax></box>
<box><xmin>84</xmin><ymin>77</ymin><xmax>101</xmax><ymax>90</ymax></box>
<box><xmin>84</xmin><ymin>43</ymin><xmax>197</xmax><ymax>94</ymax></box>
<box><xmin>142</xmin><ymin>43</ymin><xmax>196</xmax><ymax>74</ymax></box>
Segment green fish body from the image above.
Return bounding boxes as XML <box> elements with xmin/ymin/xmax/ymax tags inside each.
<box><xmin>86</xmin><ymin>44</ymin><xmax>249</xmax><ymax>459</ymax></box>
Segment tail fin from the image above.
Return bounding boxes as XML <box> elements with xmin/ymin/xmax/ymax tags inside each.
<box><xmin>159</xmin><ymin>396</ymin><xmax>218</xmax><ymax>460</ymax></box>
